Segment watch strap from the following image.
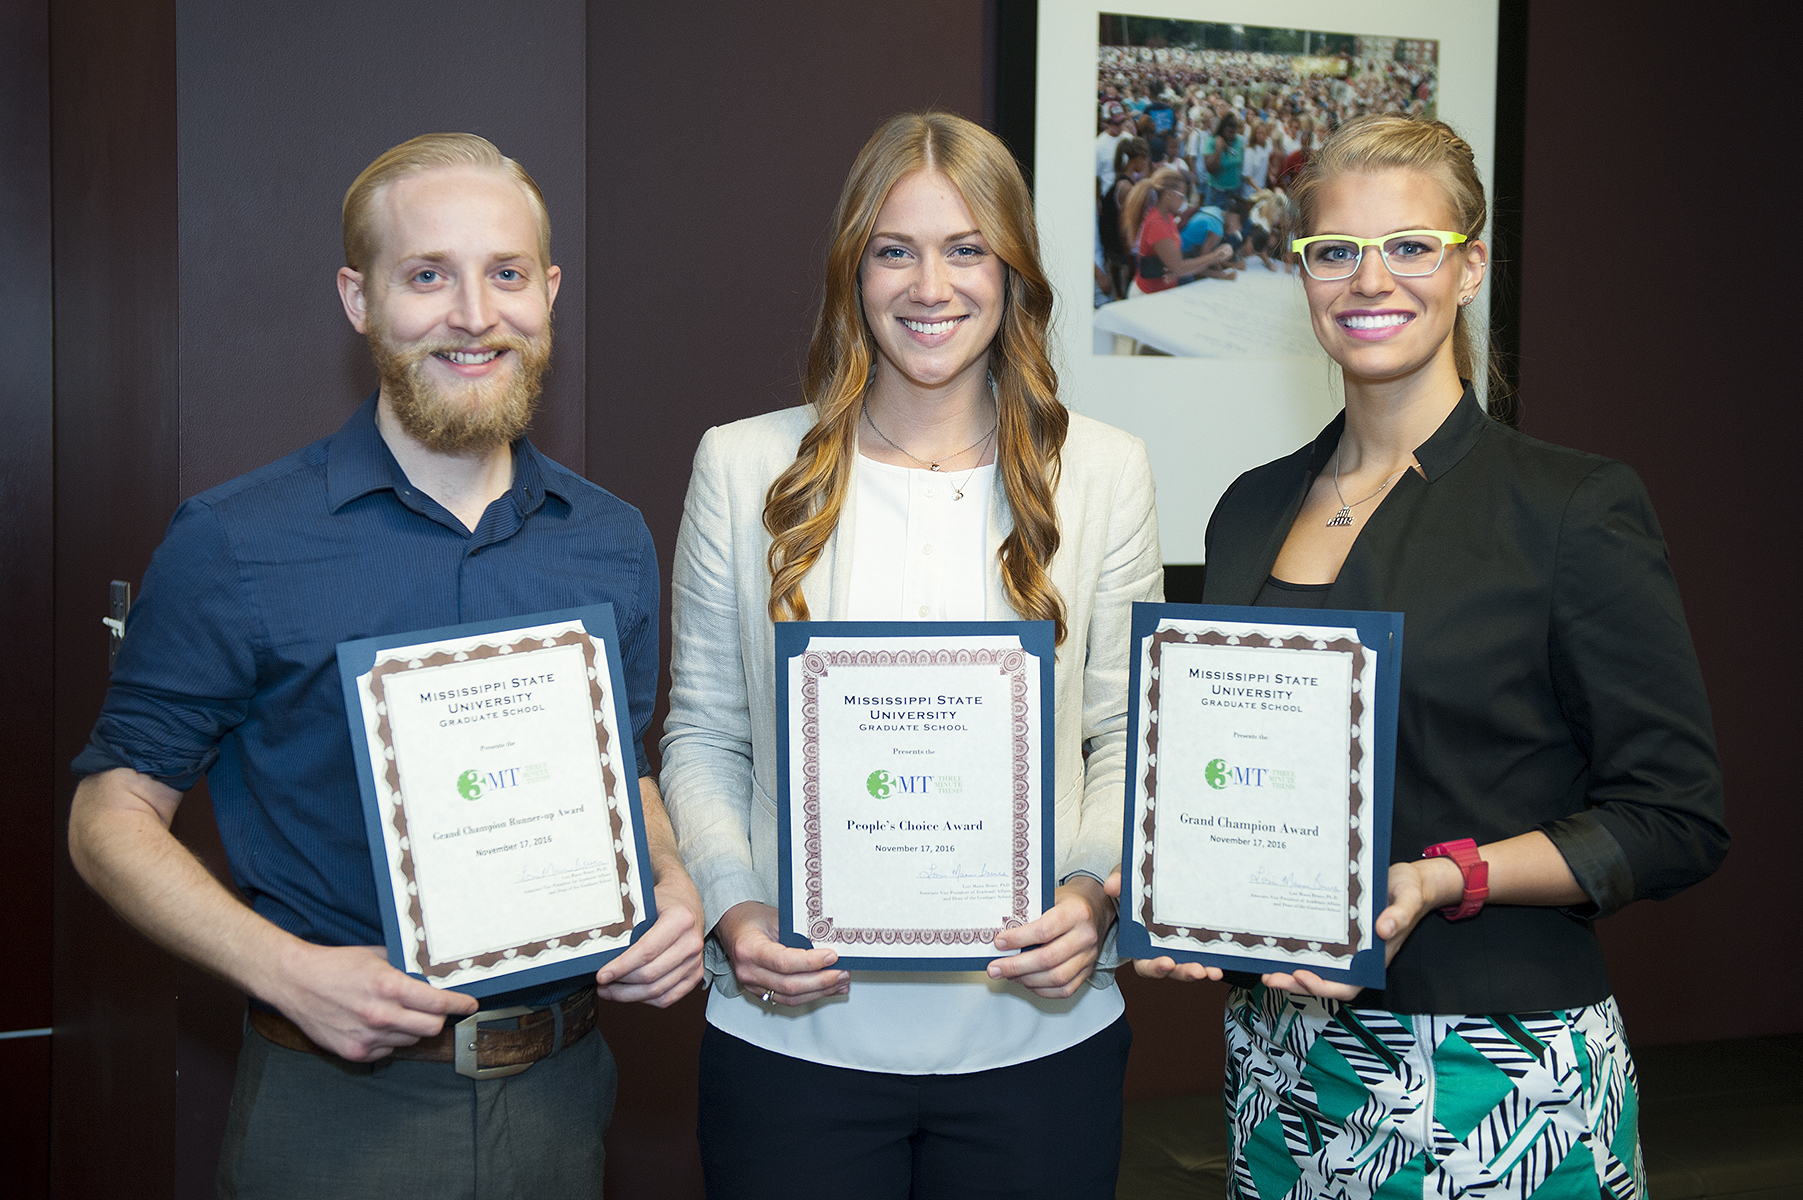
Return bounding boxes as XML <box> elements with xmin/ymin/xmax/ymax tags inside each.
<box><xmin>1422</xmin><ymin>838</ymin><xmax>1489</xmax><ymax>920</ymax></box>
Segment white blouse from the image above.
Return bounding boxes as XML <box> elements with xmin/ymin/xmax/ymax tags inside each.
<box><xmin>705</xmin><ymin>452</ymin><xmax>1123</xmax><ymax>1074</ymax></box>
<box><xmin>845</xmin><ymin>453</ymin><xmax>993</xmax><ymax>621</ymax></box>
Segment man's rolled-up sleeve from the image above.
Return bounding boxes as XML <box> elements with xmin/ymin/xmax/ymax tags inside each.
<box><xmin>74</xmin><ymin>498</ymin><xmax>262</xmax><ymax>789</ymax></box>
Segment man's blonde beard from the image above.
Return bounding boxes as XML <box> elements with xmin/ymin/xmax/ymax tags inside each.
<box><xmin>368</xmin><ymin>314</ymin><xmax>552</xmax><ymax>454</ymax></box>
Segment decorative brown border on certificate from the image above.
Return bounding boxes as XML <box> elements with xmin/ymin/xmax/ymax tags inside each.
<box><xmin>1138</xmin><ymin>625</ymin><xmax>1366</xmax><ymax>960</ymax></box>
<box><xmin>798</xmin><ymin>646</ymin><xmax>1032</xmax><ymax>947</ymax></box>
<box><xmin>365</xmin><ymin>628</ymin><xmax>637</xmax><ymax>977</ymax></box>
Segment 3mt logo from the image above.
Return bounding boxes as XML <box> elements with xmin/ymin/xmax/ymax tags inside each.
<box><xmin>867</xmin><ymin>769</ymin><xmax>937</xmax><ymax>797</ymax></box>
<box><xmin>1204</xmin><ymin>758</ymin><xmax>1276</xmax><ymax>788</ymax></box>
<box><xmin>456</xmin><ymin>764</ymin><xmax>544</xmax><ymax>800</ymax></box>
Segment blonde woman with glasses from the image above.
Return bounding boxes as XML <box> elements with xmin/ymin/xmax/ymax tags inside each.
<box><xmin>660</xmin><ymin>111</ymin><xmax>1161</xmax><ymax>1199</ymax></box>
<box><xmin>1126</xmin><ymin>115</ymin><xmax>1727</xmax><ymax>1198</ymax></box>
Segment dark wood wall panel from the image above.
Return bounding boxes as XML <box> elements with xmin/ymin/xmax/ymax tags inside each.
<box><xmin>174</xmin><ymin>0</ymin><xmax>589</xmax><ymax>496</ymax></box>
<box><xmin>1</xmin><ymin>0</ymin><xmax>54</xmax><ymax>1034</ymax></box>
<box><xmin>1515</xmin><ymin>2</ymin><xmax>1795</xmax><ymax>1045</ymax></box>
<box><xmin>0</xmin><ymin>1039</ymin><xmax>51</xmax><ymax>1198</ymax></box>
<box><xmin>587</xmin><ymin>0</ymin><xmax>989</xmax><ymax>559</ymax></box>
<box><xmin>2</xmin><ymin>0</ymin><xmax>55</xmax><ymax>1193</ymax></box>
<box><xmin>49</xmin><ymin>0</ymin><xmax>183</xmax><ymax>1193</ymax></box>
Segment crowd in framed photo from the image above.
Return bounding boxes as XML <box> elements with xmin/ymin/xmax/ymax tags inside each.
<box><xmin>1094</xmin><ymin>43</ymin><xmax>1439</xmax><ymax>304</ymax></box>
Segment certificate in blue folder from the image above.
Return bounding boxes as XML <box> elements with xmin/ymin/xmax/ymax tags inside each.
<box><xmin>774</xmin><ymin>621</ymin><xmax>1056</xmax><ymax>971</ymax></box>
<box><xmin>1117</xmin><ymin>602</ymin><xmax>1402</xmax><ymax>990</ymax></box>
<box><xmin>337</xmin><ymin>605</ymin><xmax>656</xmax><ymax>999</ymax></box>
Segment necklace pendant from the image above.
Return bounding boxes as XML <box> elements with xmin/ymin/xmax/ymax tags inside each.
<box><xmin>953</xmin><ymin>487</ymin><xmax>964</xmax><ymax>501</ymax></box>
<box><xmin>929</xmin><ymin>463</ymin><xmax>941</xmax><ymax>472</ymax></box>
<box><xmin>1326</xmin><ymin>506</ymin><xmax>1353</xmax><ymax>528</ymax></box>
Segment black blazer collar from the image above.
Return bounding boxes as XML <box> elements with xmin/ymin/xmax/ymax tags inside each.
<box><xmin>1237</xmin><ymin>385</ymin><xmax>1490</xmax><ymax>600</ymax></box>
<box><xmin>1303</xmin><ymin>384</ymin><xmax>1486</xmax><ymax>482</ymax></box>
<box><xmin>1413</xmin><ymin>385</ymin><xmax>1488</xmax><ymax>482</ymax></box>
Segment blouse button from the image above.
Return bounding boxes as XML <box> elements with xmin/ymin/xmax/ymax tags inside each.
<box><xmin>921</xmin><ymin>544</ymin><xmax>933</xmax><ymax>556</ymax></box>
<box><xmin>917</xmin><ymin>605</ymin><xmax>931</xmax><ymax>618</ymax></box>
<box><xmin>925</xmin><ymin>486</ymin><xmax>935</xmax><ymax>498</ymax></box>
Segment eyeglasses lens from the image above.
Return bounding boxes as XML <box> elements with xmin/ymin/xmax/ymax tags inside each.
<box><xmin>1305</xmin><ymin>234</ymin><xmax>1448</xmax><ymax>280</ymax></box>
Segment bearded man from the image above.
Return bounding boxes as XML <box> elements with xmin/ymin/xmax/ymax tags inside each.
<box><xmin>68</xmin><ymin>134</ymin><xmax>702</xmax><ymax>1197</ymax></box>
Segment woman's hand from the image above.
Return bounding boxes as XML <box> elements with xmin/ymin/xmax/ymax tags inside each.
<box><xmin>1260</xmin><ymin>857</ymin><xmax>1462</xmax><ymax>1000</ymax></box>
<box><xmin>1102</xmin><ymin>868</ymin><xmax>1225</xmax><ymax>983</ymax></box>
<box><xmin>714</xmin><ymin>900</ymin><xmax>849</xmax><ymax>1007</ymax></box>
<box><xmin>989</xmin><ymin>875</ymin><xmax>1117</xmax><ymax>999</ymax></box>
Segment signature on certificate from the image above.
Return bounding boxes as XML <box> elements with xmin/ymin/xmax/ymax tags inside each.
<box><xmin>516</xmin><ymin>857</ymin><xmax>604</xmax><ymax>884</ymax></box>
<box><xmin>919</xmin><ymin>861</ymin><xmax>1008</xmax><ymax>880</ymax></box>
<box><xmin>1248</xmin><ymin>867</ymin><xmax>1338</xmax><ymax>894</ymax></box>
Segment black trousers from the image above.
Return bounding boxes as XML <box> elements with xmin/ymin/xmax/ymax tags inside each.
<box><xmin>698</xmin><ymin>1014</ymin><xmax>1130</xmax><ymax>1200</ymax></box>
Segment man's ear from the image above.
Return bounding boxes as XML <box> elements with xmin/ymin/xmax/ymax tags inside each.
<box><xmin>337</xmin><ymin>267</ymin><xmax>369</xmax><ymax>334</ymax></box>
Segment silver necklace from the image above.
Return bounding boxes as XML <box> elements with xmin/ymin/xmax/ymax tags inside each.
<box><xmin>1327</xmin><ymin>449</ymin><xmax>1412</xmax><ymax>528</ymax></box>
<box><xmin>862</xmin><ymin>404</ymin><xmax>997</xmax><ymax>501</ymax></box>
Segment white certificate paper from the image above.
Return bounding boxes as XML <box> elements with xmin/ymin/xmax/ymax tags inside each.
<box><xmin>1121</xmin><ymin>606</ymin><xmax>1401</xmax><ymax>986</ymax></box>
<box><xmin>341</xmin><ymin>612</ymin><xmax>650</xmax><ymax>995</ymax></box>
<box><xmin>777</xmin><ymin>625</ymin><xmax>1053</xmax><ymax>968</ymax></box>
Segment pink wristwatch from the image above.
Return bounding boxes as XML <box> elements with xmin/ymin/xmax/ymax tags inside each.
<box><xmin>1422</xmin><ymin>838</ymin><xmax>1489</xmax><ymax>921</ymax></box>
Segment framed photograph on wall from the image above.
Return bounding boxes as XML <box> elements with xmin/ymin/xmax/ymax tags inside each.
<box><xmin>992</xmin><ymin>0</ymin><xmax>1525</xmax><ymax>580</ymax></box>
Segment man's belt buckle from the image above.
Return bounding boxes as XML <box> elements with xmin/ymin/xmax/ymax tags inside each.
<box><xmin>454</xmin><ymin>1005</ymin><xmax>536</xmax><ymax>1080</ymax></box>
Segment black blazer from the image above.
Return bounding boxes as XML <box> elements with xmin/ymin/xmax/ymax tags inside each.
<box><xmin>1203</xmin><ymin>392</ymin><xmax>1728</xmax><ymax>1014</ymax></box>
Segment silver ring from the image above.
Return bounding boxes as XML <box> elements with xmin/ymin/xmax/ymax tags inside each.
<box><xmin>760</xmin><ymin>989</ymin><xmax>774</xmax><ymax>1003</ymax></box>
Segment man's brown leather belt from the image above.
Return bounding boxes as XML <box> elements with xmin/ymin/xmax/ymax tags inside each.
<box><xmin>250</xmin><ymin>985</ymin><xmax>596</xmax><ymax>1080</ymax></box>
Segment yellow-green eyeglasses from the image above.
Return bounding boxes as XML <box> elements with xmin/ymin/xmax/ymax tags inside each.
<box><xmin>1290</xmin><ymin>230</ymin><xmax>1469</xmax><ymax>281</ymax></box>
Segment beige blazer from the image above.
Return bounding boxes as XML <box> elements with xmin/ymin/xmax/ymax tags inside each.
<box><xmin>658</xmin><ymin>405</ymin><xmax>1162</xmax><ymax>992</ymax></box>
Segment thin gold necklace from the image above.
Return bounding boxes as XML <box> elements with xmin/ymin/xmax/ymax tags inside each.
<box><xmin>862</xmin><ymin>404</ymin><xmax>997</xmax><ymax>501</ymax></box>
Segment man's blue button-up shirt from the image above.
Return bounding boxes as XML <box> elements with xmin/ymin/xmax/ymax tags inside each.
<box><xmin>76</xmin><ymin>395</ymin><xmax>660</xmax><ymax>951</ymax></box>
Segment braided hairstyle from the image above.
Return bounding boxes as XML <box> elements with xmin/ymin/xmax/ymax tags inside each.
<box><xmin>1289</xmin><ymin>114</ymin><xmax>1511</xmax><ymax>421</ymax></box>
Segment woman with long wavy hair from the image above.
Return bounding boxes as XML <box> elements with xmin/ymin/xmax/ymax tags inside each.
<box><xmin>659</xmin><ymin>111</ymin><xmax>1162</xmax><ymax>1199</ymax></box>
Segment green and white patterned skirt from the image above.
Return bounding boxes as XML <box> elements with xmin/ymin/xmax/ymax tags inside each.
<box><xmin>1224</xmin><ymin>986</ymin><xmax>1643</xmax><ymax>1199</ymax></box>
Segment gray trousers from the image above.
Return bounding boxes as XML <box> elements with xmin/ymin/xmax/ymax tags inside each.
<box><xmin>217</xmin><ymin>1017</ymin><xmax>616</xmax><ymax>1199</ymax></box>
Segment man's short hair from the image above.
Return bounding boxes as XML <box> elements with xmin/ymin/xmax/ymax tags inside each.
<box><xmin>342</xmin><ymin>132</ymin><xmax>551</xmax><ymax>272</ymax></box>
